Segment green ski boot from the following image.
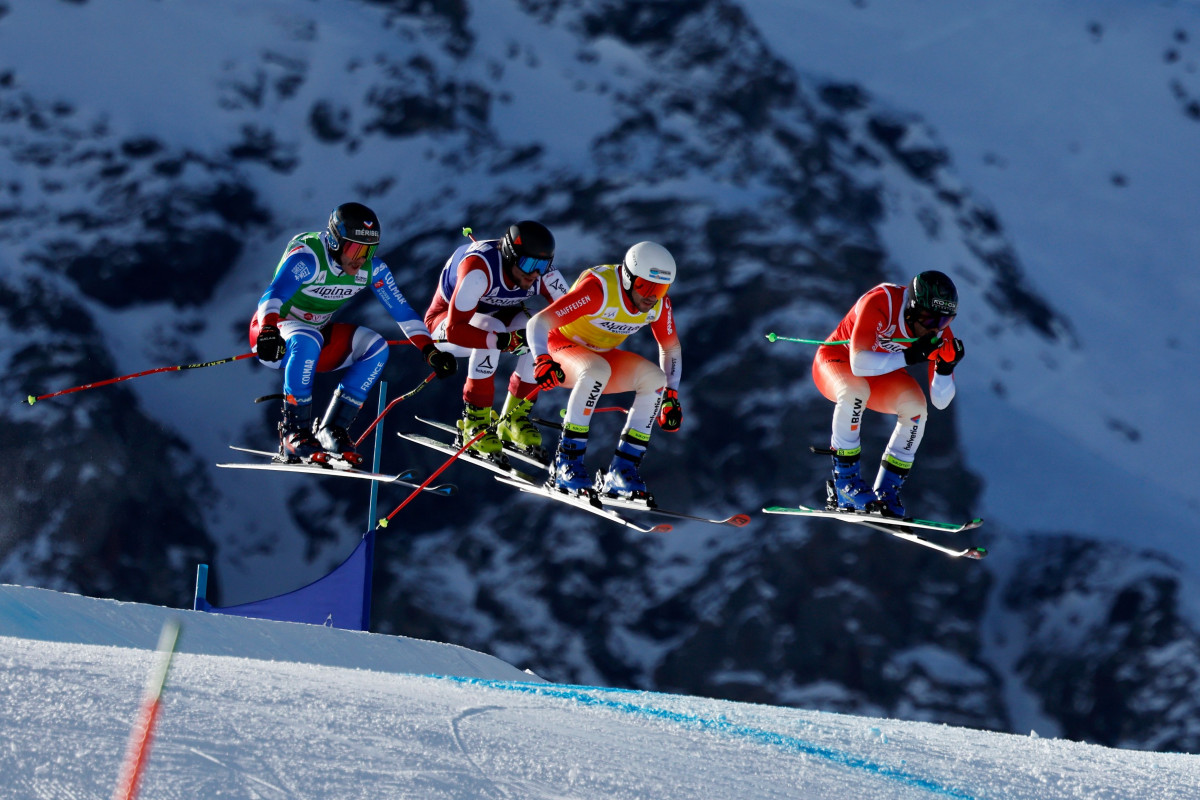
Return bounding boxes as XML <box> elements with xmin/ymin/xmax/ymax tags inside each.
<box><xmin>456</xmin><ymin>402</ymin><xmax>502</xmax><ymax>457</ymax></box>
<box><xmin>497</xmin><ymin>392</ymin><xmax>545</xmax><ymax>458</ymax></box>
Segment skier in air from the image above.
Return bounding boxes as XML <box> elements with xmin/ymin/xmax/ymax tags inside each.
<box><xmin>424</xmin><ymin>221</ymin><xmax>569</xmax><ymax>458</ymax></box>
<box><xmin>526</xmin><ymin>241</ymin><xmax>683</xmax><ymax>499</ymax></box>
<box><xmin>813</xmin><ymin>269</ymin><xmax>965</xmax><ymax>518</ymax></box>
<box><xmin>249</xmin><ymin>202</ymin><xmax>457</xmax><ymax>465</ymax></box>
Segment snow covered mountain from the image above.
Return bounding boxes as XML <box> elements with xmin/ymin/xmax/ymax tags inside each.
<box><xmin>1</xmin><ymin>0</ymin><xmax>1198</xmax><ymax>753</ymax></box>
<box><xmin>4</xmin><ymin>584</ymin><xmax>1198</xmax><ymax>799</ymax></box>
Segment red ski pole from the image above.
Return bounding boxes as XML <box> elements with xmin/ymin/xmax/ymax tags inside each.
<box><xmin>111</xmin><ymin>618</ymin><xmax>181</xmax><ymax>800</ymax></box>
<box><xmin>378</xmin><ymin>385</ymin><xmax>542</xmax><ymax>527</ymax></box>
<box><xmin>25</xmin><ymin>352</ymin><xmax>256</xmax><ymax>405</ymax></box>
<box><xmin>354</xmin><ymin>372</ymin><xmax>436</xmax><ymax>448</ymax></box>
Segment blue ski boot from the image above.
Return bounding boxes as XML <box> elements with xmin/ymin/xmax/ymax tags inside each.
<box><xmin>598</xmin><ymin>438</ymin><xmax>649</xmax><ymax>499</ymax></box>
<box><xmin>868</xmin><ymin>461</ymin><xmax>909</xmax><ymax>518</ymax></box>
<box><xmin>278</xmin><ymin>401</ymin><xmax>325</xmax><ymax>464</ymax></box>
<box><xmin>550</xmin><ymin>435</ymin><xmax>590</xmax><ymax>494</ymax></box>
<box><xmin>829</xmin><ymin>451</ymin><xmax>873</xmax><ymax>511</ymax></box>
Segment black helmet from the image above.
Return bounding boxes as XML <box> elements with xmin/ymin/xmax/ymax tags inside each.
<box><xmin>326</xmin><ymin>202</ymin><xmax>381</xmax><ymax>266</ymax></box>
<box><xmin>907</xmin><ymin>270</ymin><xmax>958</xmax><ymax>329</ymax></box>
<box><xmin>500</xmin><ymin>220</ymin><xmax>555</xmax><ymax>276</ymax></box>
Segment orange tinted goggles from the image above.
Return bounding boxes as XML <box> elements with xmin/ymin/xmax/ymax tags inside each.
<box><xmin>341</xmin><ymin>240</ymin><xmax>377</xmax><ymax>262</ymax></box>
<box><xmin>632</xmin><ymin>276</ymin><xmax>669</xmax><ymax>302</ymax></box>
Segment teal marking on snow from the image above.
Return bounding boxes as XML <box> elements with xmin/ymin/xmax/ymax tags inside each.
<box><xmin>441</xmin><ymin>676</ymin><xmax>983</xmax><ymax>800</ymax></box>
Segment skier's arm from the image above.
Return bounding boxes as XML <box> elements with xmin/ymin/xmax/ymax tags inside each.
<box><xmin>848</xmin><ymin>300</ymin><xmax>906</xmax><ymax>377</ymax></box>
<box><xmin>527</xmin><ymin>274</ymin><xmax>605</xmax><ymax>357</ymax></box>
<box><xmin>650</xmin><ymin>297</ymin><xmax>682</xmax><ymax>391</ymax></box>
<box><xmin>370</xmin><ymin>261</ymin><xmax>434</xmax><ymax>351</ymax></box>
<box><xmin>538</xmin><ymin>268</ymin><xmax>571</xmax><ymax>302</ymax></box>
<box><xmin>254</xmin><ymin>250</ymin><xmax>315</xmax><ymax>327</ymax></box>
<box><xmin>928</xmin><ymin>327</ymin><xmax>960</xmax><ymax>409</ymax></box>
<box><xmin>440</xmin><ymin>255</ymin><xmax>501</xmax><ymax>350</ymax></box>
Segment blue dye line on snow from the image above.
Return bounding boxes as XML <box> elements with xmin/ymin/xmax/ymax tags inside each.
<box><xmin>441</xmin><ymin>676</ymin><xmax>982</xmax><ymax>800</ymax></box>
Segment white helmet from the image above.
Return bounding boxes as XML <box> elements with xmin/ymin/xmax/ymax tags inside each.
<box><xmin>620</xmin><ymin>241</ymin><xmax>676</xmax><ymax>300</ymax></box>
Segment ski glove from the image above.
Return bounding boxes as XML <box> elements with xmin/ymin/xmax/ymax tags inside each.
<box><xmin>658</xmin><ymin>388</ymin><xmax>682</xmax><ymax>433</ymax></box>
<box><xmin>496</xmin><ymin>329</ymin><xmax>528</xmax><ymax>355</ymax></box>
<box><xmin>422</xmin><ymin>343</ymin><xmax>458</xmax><ymax>379</ymax></box>
<box><xmin>903</xmin><ymin>332</ymin><xmax>942</xmax><ymax>365</ymax></box>
<box><xmin>255</xmin><ymin>324</ymin><xmax>286</xmax><ymax>363</ymax></box>
<box><xmin>935</xmin><ymin>338</ymin><xmax>965</xmax><ymax>375</ymax></box>
<box><xmin>534</xmin><ymin>354</ymin><xmax>565</xmax><ymax>390</ymax></box>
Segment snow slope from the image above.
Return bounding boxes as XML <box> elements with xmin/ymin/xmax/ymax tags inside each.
<box><xmin>2</xmin><ymin>584</ymin><xmax>1198</xmax><ymax>800</ymax></box>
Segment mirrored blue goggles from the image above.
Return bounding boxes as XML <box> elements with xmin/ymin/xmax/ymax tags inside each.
<box><xmin>516</xmin><ymin>256</ymin><xmax>552</xmax><ymax>275</ymax></box>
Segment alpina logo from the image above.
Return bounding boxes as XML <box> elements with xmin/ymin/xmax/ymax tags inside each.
<box><xmin>307</xmin><ymin>285</ymin><xmax>357</xmax><ymax>300</ymax></box>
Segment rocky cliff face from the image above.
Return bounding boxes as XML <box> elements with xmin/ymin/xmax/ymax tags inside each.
<box><xmin>1</xmin><ymin>0</ymin><xmax>1196</xmax><ymax>752</ymax></box>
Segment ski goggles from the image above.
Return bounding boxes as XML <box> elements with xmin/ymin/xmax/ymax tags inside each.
<box><xmin>516</xmin><ymin>255</ymin><xmax>552</xmax><ymax>275</ymax></box>
<box><xmin>631</xmin><ymin>276</ymin><xmax>670</xmax><ymax>302</ymax></box>
<box><xmin>340</xmin><ymin>240</ymin><xmax>378</xmax><ymax>263</ymax></box>
<box><xmin>914</xmin><ymin>311</ymin><xmax>955</xmax><ymax>331</ymax></box>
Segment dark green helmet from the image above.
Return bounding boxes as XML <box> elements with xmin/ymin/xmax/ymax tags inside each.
<box><xmin>907</xmin><ymin>270</ymin><xmax>958</xmax><ymax>329</ymax></box>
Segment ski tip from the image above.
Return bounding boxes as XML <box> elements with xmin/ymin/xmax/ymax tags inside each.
<box><xmin>398</xmin><ymin>469</ymin><xmax>419</xmax><ymax>482</ymax></box>
<box><xmin>726</xmin><ymin>514</ymin><xmax>752</xmax><ymax>527</ymax></box>
<box><xmin>650</xmin><ymin>523</ymin><xmax>673</xmax><ymax>533</ymax></box>
<box><xmin>431</xmin><ymin>484</ymin><xmax>457</xmax><ymax>497</ymax></box>
<box><xmin>966</xmin><ymin>546</ymin><xmax>988</xmax><ymax>560</ymax></box>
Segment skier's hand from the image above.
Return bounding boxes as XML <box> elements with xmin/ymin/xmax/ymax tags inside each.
<box><xmin>422</xmin><ymin>343</ymin><xmax>458</xmax><ymax>379</ymax></box>
<box><xmin>903</xmin><ymin>332</ymin><xmax>941</xmax><ymax>365</ymax></box>
<box><xmin>255</xmin><ymin>324</ymin><xmax>286</xmax><ymax>363</ymax></box>
<box><xmin>658</xmin><ymin>388</ymin><xmax>682</xmax><ymax>432</ymax></box>
<box><xmin>496</xmin><ymin>329</ymin><xmax>528</xmax><ymax>355</ymax></box>
<box><xmin>534</xmin><ymin>354</ymin><xmax>565</xmax><ymax>390</ymax></box>
<box><xmin>935</xmin><ymin>338</ymin><xmax>965</xmax><ymax>375</ymax></box>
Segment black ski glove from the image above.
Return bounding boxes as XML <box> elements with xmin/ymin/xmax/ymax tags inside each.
<box><xmin>903</xmin><ymin>332</ymin><xmax>941</xmax><ymax>366</ymax></box>
<box><xmin>422</xmin><ymin>343</ymin><xmax>458</xmax><ymax>379</ymax></box>
<box><xmin>935</xmin><ymin>338</ymin><xmax>965</xmax><ymax>375</ymax></box>
<box><xmin>256</xmin><ymin>324</ymin><xmax>286</xmax><ymax>363</ymax></box>
<box><xmin>496</xmin><ymin>329</ymin><xmax>528</xmax><ymax>355</ymax></box>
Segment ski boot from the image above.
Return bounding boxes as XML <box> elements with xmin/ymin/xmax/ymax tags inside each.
<box><xmin>278</xmin><ymin>401</ymin><xmax>326</xmax><ymax>464</ymax></box>
<box><xmin>867</xmin><ymin>461</ymin><xmax>910</xmax><ymax>519</ymax></box>
<box><xmin>597</xmin><ymin>438</ymin><xmax>650</xmax><ymax>500</ymax></box>
<box><xmin>496</xmin><ymin>392</ymin><xmax>546</xmax><ymax>461</ymax></box>
<box><xmin>549</xmin><ymin>434</ymin><xmax>591</xmax><ymax>495</ymax></box>
<box><xmin>457</xmin><ymin>402</ymin><xmax>503</xmax><ymax>458</ymax></box>
<box><xmin>315</xmin><ymin>389</ymin><xmax>365</xmax><ymax>467</ymax></box>
<box><xmin>827</xmin><ymin>450</ymin><xmax>874</xmax><ymax>512</ymax></box>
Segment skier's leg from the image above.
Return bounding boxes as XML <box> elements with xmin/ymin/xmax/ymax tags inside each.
<box><xmin>812</xmin><ymin>356</ymin><xmax>874</xmax><ymax>509</ymax></box>
<box><xmin>546</xmin><ymin>343</ymin><xmax>606</xmax><ymax>492</ymax></box>
<box><xmin>276</xmin><ymin>323</ymin><xmax>325</xmax><ymax>461</ymax></box>
<box><xmin>310</xmin><ymin>324</ymin><xmax>388</xmax><ymax>463</ymax></box>
<box><xmin>497</xmin><ymin>309</ymin><xmax>543</xmax><ymax>450</ymax></box>
<box><xmin>592</xmin><ymin>351</ymin><xmax>665</xmax><ymax>498</ymax></box>
<box><xmin>864</xmin><ymin>370</ymin><xmax>927</xmax><ymax>517</ymax></box>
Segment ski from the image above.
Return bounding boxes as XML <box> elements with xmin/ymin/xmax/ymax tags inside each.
<box><xmin>397</xmin><ymin>432</ymin><xmax>542</xmax><ymax>483</ymax></box>
<box><xmin>218</xmin><ymin>447</ymin><xmax>457</xmax><ymax>497</ymax></box>
<box><xmin>493</xmin><ymin>474</ymin><xmax>673</xmax><ymax>534</ymax></box>
<box><xmin>594</xmin><ymin>488</ymin><xmax>751</xmax><ymax>528</ymax></box>
<box><xmin>398</xmin><ymin>428</ymin><xmax>669</xmax><ymax>532</ymax></box>
<box><xmin>414</xmin><ymin>415</ymin><xmax>551</xmax><ymax>469</ymax></box>
<box><xmin>762</xmin><ymin>505</ymin><xmax>986</xmax><ymax>560</ymax></box>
